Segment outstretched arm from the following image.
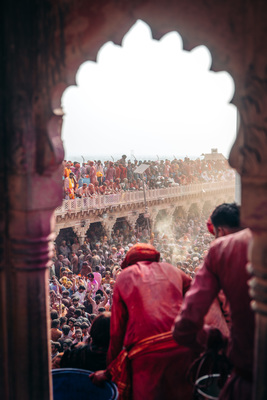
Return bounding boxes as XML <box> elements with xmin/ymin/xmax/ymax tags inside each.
<box><xmin>172</xmin><ymin>254</ymin><xmax>220</xmax><ymax>352</ymax></box>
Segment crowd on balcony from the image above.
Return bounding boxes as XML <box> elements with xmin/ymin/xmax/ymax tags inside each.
<box><xmin>62</xmin><ymin>154</ymin><xmax>234</xmax><ymax>199</ymax></box>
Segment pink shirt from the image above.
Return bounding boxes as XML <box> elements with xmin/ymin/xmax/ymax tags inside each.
<box><xmin>107</xmin><ymin>261</ymin><xmax>192</xmax><ymax>363</ymax></box>
<box><xmin>93</xmin><ymin>272</ymin><xmax>102</xmax><ymax>288</ymax></box>
<box><xmin>173</xmin><ymin>229</ymin><xmax>254</xmax><ymax>373</ymax></box>
<box><xmin>87</xmin><ymin>279</ymin><xmax>99</xmax><ymax>295</ymax></box>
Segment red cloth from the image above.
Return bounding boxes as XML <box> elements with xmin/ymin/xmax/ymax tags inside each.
<box><xmin>173</xmin><ymin>228</ymin><xmax>254</xmax><ymax>399</ymax></box>
<box><xmin>204</xmin><ymin>296</ymin><xmax>230</xmax><ymax>338</ymax></box>
<box><xmin>107</xmin><ymin>260</ymin><xmax>195</xmax><ymax>400</ymax></box>
<box><xmin>107</xmin><ymin>331</ymin><xmax>185</xmax><ymax>400</ymax></box>
<box><xmin>121</xmin><ymin>243</ymin><xmax>160</xmax><ymax>269</ymax></box>
<box><xmin>120</xmin><ymin>165</ymin><xmax>127</xmax><ymax>180</ymax></box>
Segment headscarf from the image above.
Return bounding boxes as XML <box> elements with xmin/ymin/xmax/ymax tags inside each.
<box><xmin>121</xmin><ymin>243</ymin><xmax>160</xmax><ymax>269</ymax></box>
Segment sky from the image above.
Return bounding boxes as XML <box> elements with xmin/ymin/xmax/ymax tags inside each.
<box><xmin>61</xmin><ymin>20</ymin><xmax>237</xmax><ymax>162</ymax></box>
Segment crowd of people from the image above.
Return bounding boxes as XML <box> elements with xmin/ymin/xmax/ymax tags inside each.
<box><xmin>62</xmin><ymin>154</ymin><xmax>234</xmax><ymax>199</ymax></box>
<box><xmin>50</xmin><ymin>199</ymin><xmax>253</xmax><ymax>399</ymax></box>
<box><xmin>49</xmin><ymin>191</ymin><xmax>254</xmax><ymax>400</ymax></box>
<box><xmin>50</xmin><ymin>209</ymin><xmax>213</xmax><ymax>367</ymax></box>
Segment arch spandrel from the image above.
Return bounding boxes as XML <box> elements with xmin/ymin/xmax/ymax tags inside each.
<box><xmin>50</xmin><ymin>0</ymin><xmax>255</xmax><ymax>90</ymax></box>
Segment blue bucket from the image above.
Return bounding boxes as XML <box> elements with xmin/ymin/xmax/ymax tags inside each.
<box><xmin>52</xmin><ymin>368</ymin><xmax>118</xmax><ymax>400</ymax></box>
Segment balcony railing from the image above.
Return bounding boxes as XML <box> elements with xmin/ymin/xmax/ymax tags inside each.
<box><xmin>55</xmin><ymin>180</ymin><xmax>235</xmax><ymax>217</ymax></box>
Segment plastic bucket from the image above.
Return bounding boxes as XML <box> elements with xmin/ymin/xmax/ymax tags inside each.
<box><xmin>52</xmin><ymin>368</ymin><xmax>118</xmax><ymax>400</ymax></box>
<box><xmin>195</xmin><ymin>374</ymin><xmax>222</xmax><ymax>400</ymax></box>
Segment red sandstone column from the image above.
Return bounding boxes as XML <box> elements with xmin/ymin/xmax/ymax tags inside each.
<box><xmin>248</xmin><ymin>231</ymin><xmax>267</xmax><ymax>400</ymax></box>
<box><xmin>0</xmin><ymin>108</ymin><xmax>64</xmax><ymax>400</ymax></box>
<box><xmin>230</xmin><ymin>92</ymin><xmax>267</xmax><ymax>400</ymax></box>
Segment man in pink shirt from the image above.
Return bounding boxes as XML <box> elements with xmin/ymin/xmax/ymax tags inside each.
<box><xmin>172</xmin><ymin>228</ymin><xmax>254</xmax><ymax>400</ymax></box>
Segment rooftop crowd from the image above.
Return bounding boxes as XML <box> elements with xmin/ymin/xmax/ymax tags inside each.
<box><xmin>62</xmin><ymin>154</ymin><xmax>234</xmax><ymax>199</ymax></box>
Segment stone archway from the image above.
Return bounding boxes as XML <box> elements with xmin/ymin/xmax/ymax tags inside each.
<box><xmin>202</xmin><ymin>200</ymin><xmax>214</xmax><ymax>218</ymax></box>
<box><xmin>86</xmin><ymin>222</ymin><xmax>106</xmax><ymax>246</ymax></box>
<box><xmin>55</xmin><ymin>227</ymin><xmax>78</xmax><ymax>249</ymax></box>
<box><xmin>2</xmin><ymin>1</ymin><xmax>267</xmax><ymax>399</ymax></box>
<box><xmin>187</xmin><ymin>203</ymin><xmax>201</xmax><ymax>219</ymax></box>
<box><xmin>112</xmin><ymin>217</ymin><xmax>132</xmax><ymax>242</ymax></box>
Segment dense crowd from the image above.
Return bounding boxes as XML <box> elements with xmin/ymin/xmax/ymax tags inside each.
<box><xmin>50</xmin><ymin>210</ymin><xmax>213</xmax><ymax>369</ymax></box>
<box><xmin>51</xmin><ymin>152</ymin><xmax>254</xmax><ymax>400</ymax></box>
<box><xmin>62</xmin><ymin>154</ymin><xmax>234</xmax><ymax>199</ymax></box>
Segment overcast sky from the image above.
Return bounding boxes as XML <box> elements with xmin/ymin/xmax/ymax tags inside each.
<box><xmin>61</xmin><ymin>20</ymin><xmax>237</xmax><ymax>162</ymax></box>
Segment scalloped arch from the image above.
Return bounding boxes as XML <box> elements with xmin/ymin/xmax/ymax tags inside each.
<box><xmin>48</xmin><ymin>0</ymin><xmax>267</xmax><ymax>182</ymax></box>
<box><xmin>50</xmin><ymin>2</ymin><xmax>241</xmax><ymax>112</ymax></box>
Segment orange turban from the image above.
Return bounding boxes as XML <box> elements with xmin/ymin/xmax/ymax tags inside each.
<box><xmin>121</xmin><ymin>243</ymin><xmax>160</xmax><ymax>269</ymax></box>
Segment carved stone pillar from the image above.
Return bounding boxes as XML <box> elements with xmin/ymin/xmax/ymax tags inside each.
<box><xmin>165</xmin><ymin>207</ymin><xmax>175</xmax><ymax>219</ymax></box>
<box><xmin>73</xmin><ymin>225</ymin><xmax>90</xmax><ymax>246</ymax></box>
<box><xmin>1</xmin><ymin>3</ymin><xmax>65</xmax><ymax>395</ymax></box>
<box><xmin>181</xmin><ymin>205</ymin><xmax>191</xmax><ymax>220</ymax></box>
<box><xmin>0</xmin><ymin>128</ymin><xmax>64</xmax><ymax>400</ymax></box>
<box><xmin>248</xmin><ymin>232</ymin><xmax>267</xmax><ymax>400</ymax></box>
<box><xmin>149</xmin><ymin>210</ymin><xmax>159</xmax><ymax>233</ymax></box>
<box><xmin>229</xmin><ymin>71</ymin><xmax>267</xmax><ymax>400</ymax></box>
<box><xmin>101</xmin><ymin>218</ymin><xmax>115</xmax><ymax>238</ymax></box>
<box><xmin>126</xmin><ymin>214</ymin><xmax>138</xmax><ymax>231</ymax></box>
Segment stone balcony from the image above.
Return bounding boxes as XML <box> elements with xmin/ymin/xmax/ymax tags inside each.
<box><xmin>55</xmin><ymin>180</ymin><xmax>235</xmax><ymax>240</ymax></box>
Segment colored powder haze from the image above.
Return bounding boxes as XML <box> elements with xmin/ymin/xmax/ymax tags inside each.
<box><xmin>61</xmin><ymin>20</ymin><xmax>237</xmax><ymax>163</ymax></box>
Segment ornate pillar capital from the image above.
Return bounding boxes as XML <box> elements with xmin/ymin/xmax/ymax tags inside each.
<box><xmin>73</xmin><ymin>224</ymin><xmax>90</xmax><ymax>245</ymax></box>
<box><xmin>101</xmin><ymin>218</ymin><xmax>115</xmax><ymax>238</ymax></box>
<box><xmin>126</xmin><ymin>213</ymin><xmax>138</xmax><ymax>229</ymax></box>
